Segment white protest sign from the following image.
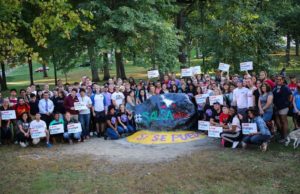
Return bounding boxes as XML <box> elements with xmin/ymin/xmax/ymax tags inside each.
<box><xmin>67</xmin><ymin>123</ymin><xmax>82</xmax><ymax>134</ymax></box>
<box><xmin>181</xmin><ymin>68</ymin><xmax>193</xmax><ymax>77</ymax></box>
<box><xmin>195</xmin><ymin>94</ymin><xmax>209</xmax><ymax>104</ymax></box>
<box><xmin>147</xmin><ymin>70</ymin><xmax>159</xmax><ymax>79</ymax></box>
<box><xmin>74</xmin><ymin>102</ymin><xmax>87</xmax><ymax>111</ymax></box>
<box><xmin>218</xmin><ymin>63</ymin><xmax>230</xmax><ymax>72</ymax></box>
<box><xmin>191</xmin><ymin>66</ymin><xmax>201</xmax><ymax>75</ymax></box>
<box><xmin>0</xmin><ymin>110</ymin><xmax>16</xmax><ymax>120</ymax></box>
<box><xmin>242</xmin><ymin>123</ymin><xmax>258</xmax><ymax>135</ymax></box>
<box><xmin>30</xmin><ymin>127</ymin><xmax>46</xmax><ymax>139</ymax></box>
<box><xmin>208</xmin><ymin>126</ymin><xmax>223</xmax><ymax>138</ymax></box>
<box><xmin>240</xmin><ymin>61</ymin><xmax>253</xmax><ymax>71</ymax></box>
<box><xmin>198</xmin><ymin>121</ymin><xmax>210</xmax><ymax>131</ymax></box>
<box><xmin>209</xmin><ymin>95</ymin><xmax>224</xmax><ymax>105</ymax></box>
<box><xmin>49</xmin><ymin>124</ymin><xmax>64</xmax><ymax>135</ymax></box>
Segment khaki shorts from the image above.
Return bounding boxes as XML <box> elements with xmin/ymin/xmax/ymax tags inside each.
<box><xmin>277</xmin><ymin>107</ymin><xmax>289</xmax><ymax>116</ymax></box>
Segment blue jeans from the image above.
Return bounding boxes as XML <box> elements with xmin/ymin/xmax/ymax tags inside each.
<box><xmin>262</xmin><ymin>111</ymin><xmax>273</xmax><ymax>122</ymax></box>
<box><xmin>106</xmin><ymin>126</ymin><xmax>124</xmax><ymax>140</ymax></box>
<box><xmin>119</xmin><ymin>124</ymin><xmax>135</xmax><ymax>133</ymax></box>
<box><xmin>63</xmin><ymin>132</ymin><xmax>81</xmax><ymax>140</ymax></box>
<box><xmin>79</xmin><ymin>114</ymin><xmax>91</xmax><ymax>137</ymax></box>
<box><xmin>243</xmin><ymin>134</ymin><xmax>271</xmax><ymax>145</ymax></box>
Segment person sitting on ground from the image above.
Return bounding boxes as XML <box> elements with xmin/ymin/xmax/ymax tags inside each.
<box><xmin>16</xmin><ymin>112</ymin><xmax>31</xmax><ymax>148</ymax></box>
<box><xmin>105</xmin><ymin>105</ymin><xmax>123</xmax><ymax>140</ymax></box>
<box><xmin>49</xmin><ymin>112</ymin><xmax>64</xmax><ymax>144</ymax></box>
<box><xmin>220</xmin><ymin>107</ymin><xmax>242</xmax><ymax>149</ymax></box>
<box><xmin>117</xmin><ymin>104</ymin><xmax>135</xmax><ymax>135</ymax></box>
<box><xmin>29</xmin><ymin>113</ymin><xmax>52</xmax><ymax>148</ymax></box>
<box><xmin>63</xmin><ymin>112</ymin><xmax>81</xmax><ymax>144</ymax></box>
<box><xmin>242</xmin><ymin>108</ymin><xmax>271</xmax><ymax>152</ymax></box>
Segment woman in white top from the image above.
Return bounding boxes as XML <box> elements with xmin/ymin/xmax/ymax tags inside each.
<box><xmin>220</xmin><ymin>107</ymin><xmax>242</xmax><ymax>148</ymax></box>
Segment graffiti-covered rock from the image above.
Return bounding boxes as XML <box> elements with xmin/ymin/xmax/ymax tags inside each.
<box><xmin>134</xmin><ymin>93</ymin><xmax>196</xmax><ymax>131</ymax></box>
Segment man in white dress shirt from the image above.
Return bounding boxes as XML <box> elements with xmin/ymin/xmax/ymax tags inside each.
<box><xmin>38</xmin><ymin>92</ymin><xmax>54</xmax><ymax>127</ymax></box>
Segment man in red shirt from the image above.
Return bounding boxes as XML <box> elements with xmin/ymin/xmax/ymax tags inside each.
<box><xmin>64</xmin><ymin>88</ymin><xmax>79</xmax><ymax>120</ymax></box>
<box><xmin>288</xmin><ymin>75</ymin><xmax>297</xmax><ymax>93</ymax></box>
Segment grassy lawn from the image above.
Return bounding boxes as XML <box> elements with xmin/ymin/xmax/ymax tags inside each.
<box><xmin>0</xmin><ymin>142</ymin><xmax>299</xmax><ymax>194</ymax></box>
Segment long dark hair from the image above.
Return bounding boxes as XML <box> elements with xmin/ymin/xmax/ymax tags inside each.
<box><xmin>20</xmin><ymin>112</ymin><xmax>31</xmax><ymax>123</ymax></box>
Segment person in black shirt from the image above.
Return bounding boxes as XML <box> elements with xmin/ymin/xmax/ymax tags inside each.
<box><xmin>105</xmin><ymin>105</ymin><xmax>123</xmax><ymax>140</ymax></box>
<box><xmin>29</xmin><ymin>94</ymin><xmax>39</xmax><ymax>118</ymax></box>
<box><xmin>0</xmin><ymin>98</ymin><xmax>13</xmax><ymax>144</ymax></box>
<box><xmin>210</xmin><ymin>102</ymin><xmax>222</xmax><ymax>126</ymax></box>
<box><xmin>117</xmin><ymin>104</ymin><xmax>135</xmax><ymax>134</ymax></box>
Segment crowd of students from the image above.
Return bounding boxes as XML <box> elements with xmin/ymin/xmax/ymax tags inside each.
<box><xmin>0</xmin><ymin>70</ymin><xmax>299</xmax><ymax>151</ymax></box>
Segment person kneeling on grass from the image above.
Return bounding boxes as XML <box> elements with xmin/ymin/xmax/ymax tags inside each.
<box><xmin>17</xmin><ymin>112</ymin><xmax>31</xmax><ymax>147</ymax></box>
<box><xmin>63</xmin><ymin>112</ymin><xmax>81</xmax><ymax>144</ymax></box>
<box><xmin>220</xmin><ymin>107</ymin><xmax>242</xmax><ymax>149</ymax></box>
<box><xmin>105</xmin><ymin>105</ymin><xmax>123</xmax><ymax>140</ymax></box>
<box><xmin>117</xmin><ymin>104</ymin><xmax>135</xmax><ymax>135</ymax></box>
<box><xmin>49</xmin><ymin>112</ymin><xmax>64</xmax><ymax>144</ymax></box>
<box><xmin>242</xmin><ymin>108</ymin><xmax>271</xmax><ymax>152</ymax></box>
<box><xmin>29</xmin><ymin>113</ymin><xmax>52</xmax><ymax>148</ymax></box>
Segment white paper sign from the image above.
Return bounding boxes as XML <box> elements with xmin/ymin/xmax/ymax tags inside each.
<box><xmin>208</xmin><ymin>126</ymin><xmax>223</xmax><ymax>138</ymax></box>
<box><xmin>49</xmin><ymin>124</ymin><xmax>64</xmax><ymax>135</ymax></box>
<box><xmin>67</xmin><ymin>123</ymin><xmax>82</xmax><ymax>134</ymax></box>
<box><xmin>0</xmin><ymin>110</ymin><xmax>16</xmax><ymax>120</ymax></box>
<box><xmin>242</xmin><ymin>123</ymin><xmax>257</xmax><ymax>135</ymax></box>
<box><xmin>30</xmin><ymin>127</ymin><xmax>46</xmax><ymax>139</ymax></box>
<box><xmin>218</xmin><ymin>63</ymin><xmax>230</xmax><ymax>72</ymax></box>
<box><xmin>191</xmin><ymin>66</ymin><xmax>201</xmax><ymax>75</ymax></box>
<box><xmin>181</xmin><ymin>68</ymin><xmax>193</xmax><ymax>77</ymax></box>
<box><xmin>147</xmin><ymin>70</ymin><xmax>159</xmax><ymax>79</ymax></box>
<box><xmin>209</xmin><ymin>95</ymin><xmax>224</xmax><ymax>105</ymax></box>
<box><xmin>195</xmin><ymin>94</ymin><xmax>209</xmax><ymax>104</ymax></box>
<box><xmin>240</xmin><ymin>61</ymin><xmax>253</xmax><ymax>71</ymax></box>
<box><xmin>198</xmin><ymin>121</ymin><xmax>210</xmax><ymax>131</ymax></box>
<box><xmin>74</xmin><ymin>102</ymin><xmax>87</xmax><ymax>111</ymax></box>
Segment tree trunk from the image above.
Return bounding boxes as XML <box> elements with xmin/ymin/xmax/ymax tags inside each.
<box><xmin>1</xmin><ymin>62</ymin><xmax>8</xmax><ymax>91</ymax></box>
<box><xmin>42</xmin><ymin>61</ymin><xmax>48</xmax><ymax>77</ymax></box>
<box><xmin>53</xmin><ymin>60</ymin><xmax>58</xmax><ymax>86</ymax></box>
<box><xmin>103</xmin><ymin>52</ymin><xmax>110</xmax><ymax>80</ymax></box>
<box><xmin>64</xmin><ymin>72</ymin><xmax>68</xmax><ymax>83</ymax></box>
<box><xmin>87</xmin><ymin>44</ymin><xmax>100</xmax><ymax>82</ymax></box>
<box><xmin>28</xmin><ymin>54</ymin><xmax>34</xmax><ymax>85</ymax></box>
<box><xmin>115</xmin><ymin>50</ymin><xmax>126</xmax><ymax>79</ymax></box>
<box><xmin>177</xmin><ymin>10</ymin><xmax>187</xmax><ymax>64</ymax></box>
<box><xmin>295</xmin><ymin>37</ymin><xmax>299</xmax><ymax>56</ymax></box>
<box><xmin>285</xmin><ymin>33</ymin><xmax>291</xmax><ymax>67</ymax></box>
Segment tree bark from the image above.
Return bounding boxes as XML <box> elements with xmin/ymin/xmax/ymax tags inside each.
<box><xmin>285</xmin><ymin>33</ymin><xmax>291</xmax><ymax>67</ymax></box>
<box><xmin>177</xmin><ymin>10</ymin><xmax>187</xmax><ymax>64</ymax></box>
<box><xmin>115</xmin><ymin>50</ymin><xmax>126</xmax><ymax>79</ymax></box>
<box><xmin>103</xmin><ymin>52</ymin><xmax>110</xmax><ymax>80</ymax></box>
<box><xmin>28</xmin><ymin>54</ymin><xmax>34</xmax><ymax>85</ymax></box>
<box><xmin>1</xmin><ymin>62</ymin><xmax>8</xmax><ymax>91</ymax></box>
<box><xmin>295</xmin><ymin>37</ymin><xmax>299</xmax><ymax>56</ymax></box>
<box><xmin>53</xmin><ymin>60</ymin><xmax>58</xmax><ymax>86</ymax></box>
<box><xmin>87</xmin><ymin>44</ymin><xmax>100</xmax><ymax>82</ymax></box>
<box><xmin>42</xmin><ymin>61</ymin><xmax>48</xmax><ymax>77</ymax></box>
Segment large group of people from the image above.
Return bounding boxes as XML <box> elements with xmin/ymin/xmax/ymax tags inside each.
<box><xmin>0</xmin><ymin>69</ymin><xmax>299</xmax><ymax>151</ymax></box>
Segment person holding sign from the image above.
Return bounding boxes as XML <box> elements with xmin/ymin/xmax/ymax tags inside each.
<box><xmin>64</xmin><ymin>88</ymin><xmax>79</xmax><ymax>120</ymax></box>
<box><xmin>0</xmin><ymin>98</ymin><xmax>13</xmax><ymax>144</ymax></box>
<box><xmin>209</xmin><ymin>102</ymin><xmax>222</xmax><ymax>126</ymax></box>
<box><xmin>49</xmin><ymin>112</ymin><xmax>64</xmax><ymax>144</ymax></box>
<box><xmin>16</xmin><ymin>112</ymin><xmax>31</xmax><ymax>147</ymax></box>
<box><xmin>220</xmin><ymin>107</ymin><xmax>242</xmax><ymax>148</ymax></box>
<box><xmin>63</xmin><ymin>112</ymin><xmax>81</xmax><ymax>144</ymax></box>
<box><xmin>105</xmin><ymin>105</ymin><xmax>124</xmax><ymax>140</ymax></box>
<box><xmin>29</xmin><ymin>113</ymin><xmax>52</xmax><ymax>148</ymax></box>
<box><xmin>242</xmin><ymin>108</ymin><xmax>271</xmax><ymax>152</ymax></box>
<box><xmin>78</xmin><ymin>89</ymin><xmax>92</xmax><ymax>140</ymax></box>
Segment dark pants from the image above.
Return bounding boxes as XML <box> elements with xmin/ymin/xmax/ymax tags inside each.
<box><xmin>1</xmin><ymin>126</ymin><xmax>12</xmax><ymax>140</ymax></box>
<box><xmin>243</xmin><ymin>135</ymin><xmax>271</xmax><ymax>145</ymax></box>
<box><xmin>41</xmin><ymin>114</ymin><xmax>53</xmax><ymax>128</ymax></box>
<box><xmin>17</xmin><ymin>132</ymin><xmax>31</xmax><ymax>143</ymax></box>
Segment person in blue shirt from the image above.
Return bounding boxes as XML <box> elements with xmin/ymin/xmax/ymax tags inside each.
<box><xmin>242</xmin><ymin>108</ymin><xmax>271</xmax><ymax>152</ymax></box>
<box><xmin>292</xmin><ymin>80</ymin><xmax>300</xmax><ymax>129</ymax></box>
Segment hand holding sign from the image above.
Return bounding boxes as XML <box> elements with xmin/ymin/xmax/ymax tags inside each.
<box><xmin>0</xmin><ymin>110</ymin><xmax>16</xmax><ymax>120</ymax></box>
<box><xmin>198</xmin><ymin>121</ymin><xmax>210</xmax><ymax>131</ymax></box>
<box><xmin>242</xmin><ymin>123</ymin><xmax>257</xmax><ymax>135</ymax></box>
<box><xmin>74</xmin><ymin>102</ymin><xmax>87</xmax><ymax>111</ymax></box>
<box><xmin>218</xmin><ymin>63</ymin><xmax>230</xmax><ymax>72</ymax></box>
<box><xmin>49</xmin><ymin>124</ymin><xmax>64</xmax><ymax>135</ymax></box>
<box><xmin>147</xmin><ymin>70</ymin><xmax>159</xmax><ymax>79</ymax></box>
<box><xmin>209</xmin><ymin>95</ymin><xmax>224</xmax><ymax>105</ymax></box>
<box><xmin>181</xmin><ymin>68</ymin><xmax>193</xmax><ymax>77</ymax></box>
<box><xmin>208</xmin><ymin>126</ymin><xmax>223</xmax><ymax>138</ymax></box>
<box><xmin>240</xmin><ymin>61</ymin><xmax>253</xmax><ymax>71</ymax></box>
<box><xmin>191</xmin><ymin>66</ymin><xmax>201</xmax><ymax>75</ymax></box>
<box><xmin>67</xmin><ymin>123</ymin><xmax>82</xmax><ymax>133</ymax></box>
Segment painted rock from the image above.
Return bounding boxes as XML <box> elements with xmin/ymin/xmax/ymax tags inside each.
<box><xmin>134</xmin><ymin>93</ymin><xmax>197</xmax><ymax>131</ymax></box>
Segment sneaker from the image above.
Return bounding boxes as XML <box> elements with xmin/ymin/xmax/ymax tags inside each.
<box><xmin>261</xmin><ymin>142</ymin><xmax>268</xmax><ymax>152</ymax></box>
<box><xmin>232</xmin><ymin>141</ymin><xmax>239</xmax><ymax>149</ymax></box>
<box><xmin>46</xmin><ymin>143</ymin><xmax>53</xmax><ymax>148</ymax></box>
<box><xmin>89</xmin><ymin>132</ymin><xmax>94</xmax><ymax>137</ymax></box>
<box><xmin>20</xmin><ymin>142</ymin><xmax>27</xmax><ymax>148</ymax></box>
<box><xmin>242</xmin><ymin>142</ymin><xmax>247</xmax><ymax>149</ymax></box>
<box><xmin>14</xmin><ymin>140</ymin><xmax>19</xmax><ymax>145</ymax></box>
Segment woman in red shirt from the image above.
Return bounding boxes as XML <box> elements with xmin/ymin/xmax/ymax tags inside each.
<box><xmin>14</xmin><ymin>98</ymin><xmax>30</xmax><ymax>119</ymax></box>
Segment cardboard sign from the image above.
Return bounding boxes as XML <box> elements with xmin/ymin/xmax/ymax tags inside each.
<box><xmin>181</xmin><ymin>68</ymin><xmax>193</xmax><ymax>77</ymax></box>
<box><xmin>147</xmin><ymin>70</ymin><xmax>159</xmax><ymax>79</ymax></box>
<box><xmin>74</xmin><ymin>102</ymin><xmax>87</xmax><ymax>111</ymax></box>
<box><xmin>218</xmin><ymin>63</ymin><xmax>230</xmax><ymax>72</ymax></box>
<box><xmin>49</xmin><ymin>124</ymin><xmax>64</xmax><ymax>135</ymax></box>
<box><xmin>195</xmin><ymin>94</ymin><xmax>209</xmax><ymax>104</ymax></box>
<box><xmin>198</xmin><ymin>121</ymin><xmax>210</xmax><ymax>131</ymax></box>
<box><xmin>30</xmin><ymin>127</ymin><xmax>46</xmax><ymax>139</ymax></box>
<box><xmin>208</xmin><ymin>126</ymin><xmax>223</xmax><ymax>138</ymax></box>
<box><xmin>0</xmin><ymin>110</ymin><xmax>16</xmax><ymax>120</ymax></box>
<box><xmin>242</xmin><ymin>123</ymin><xmax>257</xmax><ymax>135</ymax></box>
<box><xmin>209</xmin><ymin>95</ymin><xmax>224</xmax><ymax>105</ymax></box>
<box><xmin>240</xmin><ymin>61</ymin><xmax>253</xmax><ymax>71</ymax></box>
<box><xmin>67</xmin><ymin>123</ymin><xmax>82</xmax><ymax>134</ymax></box>
<box><xmin>191</xmin><ymin>66</ymin><xmax>201</xmax><ymax>75</ymax></box>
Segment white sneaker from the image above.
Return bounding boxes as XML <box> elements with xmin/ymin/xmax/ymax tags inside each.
<box><xmin>20</xmin><ymin>142</ymin><xmax>27</xmax><ymax>148</ymax></box>
<box><xmin>89</xmin><ymin>132</ymin><xmax>94</xmax><ymax>137</ymax></box>
<box><xmin>242</xmin><ymin>142</ymin><xmax>247</xmax><ymax>149</ymax></box>
<box><xmin>232</xmin><ymin>141</ymin><xmax>239</xmax><ymax>149</ymax></box>
<box><xmin>261</xmin><ymin>142</ymin><xmax>268</xmax><ymax>152</ymax></box>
